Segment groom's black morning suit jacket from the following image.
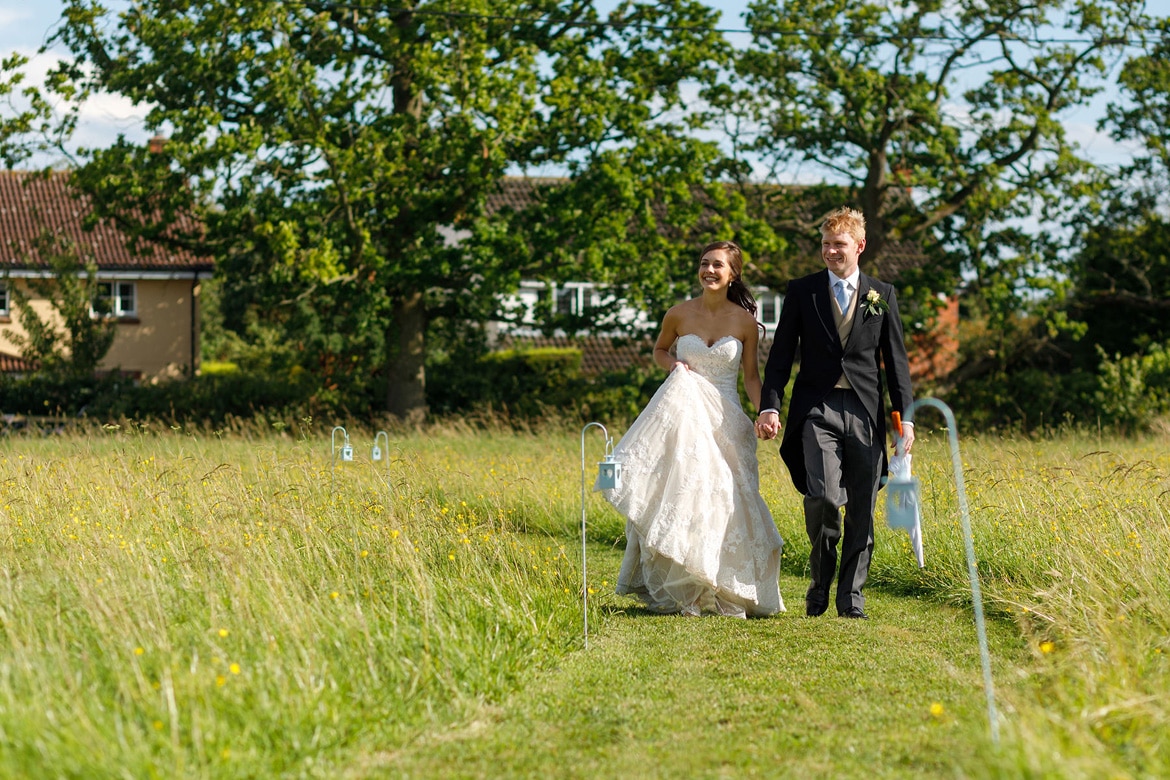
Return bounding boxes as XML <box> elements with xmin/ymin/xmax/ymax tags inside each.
<box><xmin>760</xmin><ymin>269</ymin><xmax>915</xmax><ymax>495</ymax></box>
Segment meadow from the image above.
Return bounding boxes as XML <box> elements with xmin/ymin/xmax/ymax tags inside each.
<box><xmin>0</xmin><ymin>418</ymin><xmax>1166</xmax><ymax>778</ymax></box>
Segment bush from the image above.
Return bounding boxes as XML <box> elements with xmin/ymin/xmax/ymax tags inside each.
<box><xmin>1094</xmin><ymin>343</ymin><xmax>1170</xmax><ymax>432</ymax></box>
<box><xmin>427</xmin><ymin>346</ymin><xmax>584</xmax><ymax>417</ymax></box>
<box><xmin>426</xmin><ymin>345</ymin><xmax>666</xmax><ymax>426</ymax></box>
<box><xmin>0</xmin><ymin>371</ymin><xmax>317</xmax><ymax>425</ymax></box>
<box><xmin>942</xmin><ymin>367</ymin><xmax>1099</xmax><ymax>433</ymax></box>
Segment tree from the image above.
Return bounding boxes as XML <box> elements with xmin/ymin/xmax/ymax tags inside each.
<box><xmin>51</xmin><ymin>0</ymin><xmax>730</xmax><ymax>419</ymax></box>
<box><xmin>1067</xmin><ymin>14</ymin><xmax>1170</xmax><ymax>357</ymax></box>
<box><xmin>1</xmin><ymin>49</ymin><xmax>83</xmax><ymax>168</ymax></box>
<box><xmin>1</xmin><ymin>54</ymin><xmax>46</xmax><ymax>167</ymax></box>
<box><xmin>4</xmin><ymin>234</ymin><xmax>116</xmax><ymax>377</ymax></box>
<box><xmin>1071</xmin><ymin>213</ymin><xmax>1170</xmax><ymax>358</ymax></box>
<box><xmin>728</xmin><ymin>0</ymin><xmax>1145</xmax><ymax>292</ymax></box>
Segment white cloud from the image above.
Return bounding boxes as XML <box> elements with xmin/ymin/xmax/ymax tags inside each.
<box><xmin>4</xmin><ymin>47</ymin><xmax>150</xmax><ymax>166</ymax></box>
<box><xmin>0</xmin><ymin>9</ymin><xmax>34</xmax><ymax>28</ymax></box>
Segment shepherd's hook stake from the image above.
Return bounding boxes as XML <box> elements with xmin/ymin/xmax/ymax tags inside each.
<box><xmin>898</xmin><ymin>397</ymin><xmax>1000</xmax><ymax>746</ymax></box>
<box><xmin>580</xmin><ymin>422</ymin><xmax>621</xmax><ymax>650</ymax></box>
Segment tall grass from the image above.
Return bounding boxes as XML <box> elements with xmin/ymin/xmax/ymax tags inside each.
<box><xmin>1</xmin><ymin>421</ymin><xmax>1166</xmax><ymax>777</ymax></box>
<box><xmin>862</xmin><ymin>431</ymin><xmax>1170</xmax><ymax>778</ymax></box>
<box><xmin>0</xmin><ymin>423</ymin><xmax>589</xmax><ymax>777</ymax></box>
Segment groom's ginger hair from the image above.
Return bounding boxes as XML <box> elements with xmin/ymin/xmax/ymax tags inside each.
<box><xmin>820</xmin><ymin>207</ymin><xmax>866</xmax><ymax>243</ymax></box>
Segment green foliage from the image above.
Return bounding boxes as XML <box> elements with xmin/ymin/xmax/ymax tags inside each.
<box><xmin>427</xmin><ymin>341</ymin><xmax>664</xmax><ymax>426</ymax></box>
<box><xmin>730</xmin><ymin>0</ymin><xmax>1143</xmax><ymax>299</ymax></box>
<box><xmin>1093</xmin><ymin>343</ymin><xmax>1170</xmax><ymax>432</ymax></box>
<box><xmin>0</xmin><ymin>371</ymin><xmax>316</xmax><ymax>424</ymax></box>
<box><xmin>426</xmin><ymin>345</ymin><xmax>569</xmax><ymax>417</ymax></box>
<box><xmin>52</xmin><ymin>0</ymin><xmax>732</xmax><ymax>419</ymax></box>
<box><xmin>1070</xmin><ymin>207</ymin><xmax>1170</xmax><ymax>360</ymax></box>
<box><xmin>0</xmin><ymin>53</ymin><xmax>63</xmax><ymax>167</ymax></box>
<box><xmin>942</xmin><ymin>366</ymin><xmax>1100</xmax><ymax>433</ymax></box>
<box><xmin>468</xmin><ymin>137</ymin><xmax>783</xmax><ymax>336</ymax></box>
<box><xmin>198</xmin><ymin>361</ymin><xmax>238</xmax><ymax>375</ymax></box>
<box><xmin>939</xmin><ymin>331</ymin><xmax>1170</xmax><ymax>435</ymax></box>
<box><xmin>1104</xmin><ymin>15</ymin><xmax>1170</xmax><ymax>198</ymax></box>
<box><xmin>4</xmin><ymin>234</ymin><xmax>116</xmax><ymax>377</ymax></box>
<box><xmin>0</xmin><ymin>372</ymin><xmax>124</xmax><ymax>418</ymax></box>
<box><xmin>575</xmin><ymin>362</ymin><xmax>665</xmax><ymax>425</ymax></box>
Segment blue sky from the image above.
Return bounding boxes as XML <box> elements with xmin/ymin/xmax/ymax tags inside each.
<box><xmin>0</xmin><ymin>1</ymin><xmax>1152</xmax><ymax>171</ymax></box>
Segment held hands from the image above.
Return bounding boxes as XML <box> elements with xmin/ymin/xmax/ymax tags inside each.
<box><xmin>755</xmin><ymin>411</ymin><xmax>780</xmax><ymax>440</ymax></box>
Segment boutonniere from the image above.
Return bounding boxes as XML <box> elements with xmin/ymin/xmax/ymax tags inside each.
<box><xmin>863</xmin><ymin>289</ymin><xmax>889</xmax><ymax>316</ymax></box>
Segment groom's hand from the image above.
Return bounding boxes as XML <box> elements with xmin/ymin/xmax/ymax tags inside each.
<box><xmin>755</xmin><ymin>411</ymin><xmax>780</xmax><ymax>440</ymax></box>
<box><xmin>900</xmin><ymin>424</ymin><xmax>915</xmax><ymax>453</ymax></box>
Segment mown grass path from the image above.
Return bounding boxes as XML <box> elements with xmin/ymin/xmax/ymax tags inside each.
<box><xmin>370</xmin><ymin>561</ymin><xmax>1023</xmax><ymax>779</ymax></box>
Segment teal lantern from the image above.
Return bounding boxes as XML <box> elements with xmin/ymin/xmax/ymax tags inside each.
<box><xmin>597</xmin><ymin>452</ymin><xmax>622</xmax><ymax>490</ymax></box>
<box><xmin>372</xmin><ymin>430</ymin><xmax>389</xmax><ymax>462</ymax></box>
<box><xmin>886</xmin><ymin>476</ymin><xmax>920</xmax><ymax>531</ymax></box>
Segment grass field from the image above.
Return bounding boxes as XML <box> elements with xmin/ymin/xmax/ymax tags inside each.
<box><xmin>0</xmin><ymin>419</ymin><xmax>1166</xmax><ymax>778</ymax></box>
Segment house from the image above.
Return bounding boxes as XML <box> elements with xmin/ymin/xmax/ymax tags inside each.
<box><xmin>480</xmin><ymin>177</ymin><xmax>956</xmax><ymax>384</ymax></box>
<box><xmin>0</xmin><ymin>170</ymin><xmax>213</xmax><ymax>381</ymax></box>
<box><xmin>482</xmin><ymin>177</ymin><xmax>787</xmax><ymax>372</ymax></box>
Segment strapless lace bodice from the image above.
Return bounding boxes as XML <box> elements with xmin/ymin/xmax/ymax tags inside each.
<box><xmin>676</xmin><ymin>334</ymin><xmax>742</xmax><ymax>396</ymax></box>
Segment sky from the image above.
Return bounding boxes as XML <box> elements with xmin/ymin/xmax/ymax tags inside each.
<box><xmin>0</xmin><ymin>0</ymin><xmax>1158</xmax><ymax>172</ymax></box>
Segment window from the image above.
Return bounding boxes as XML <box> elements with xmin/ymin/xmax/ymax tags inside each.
<box><xmin>757</xmin><ymin>291</ymin><xmax>783</xmax><ymax>329</ymax></box>
<box><xmin>555</xmin><ymin>283</ymin><xmax>595</xmax><ymax>316</ymax></box>
<box><xmin>555</xmin><ymin>286</ymin><xmax>577</xmax><ymax>315</ymax></box>
<box><xmin>95</xmin><ymin>281</ymin><xmax>137</xmax><ymax>318</ymax></box>
<box><xmin>0</xmin><ymin>282</ymin><xmax>8</xmax><ymax>317</ymax></box>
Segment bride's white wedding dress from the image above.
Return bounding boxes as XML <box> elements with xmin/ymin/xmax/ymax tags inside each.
<box><xmin>600</xmin><ymin>334</ymin><xmax>785</xmax><ymax>617</ymax></box>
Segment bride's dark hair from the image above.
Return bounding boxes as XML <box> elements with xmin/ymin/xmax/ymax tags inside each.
<box><xmin>700</xmin><ymin>240</ymin><xmax>760</xmax><ymax>321</ymax></box>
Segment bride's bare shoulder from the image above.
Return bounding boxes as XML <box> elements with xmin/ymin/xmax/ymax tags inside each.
<box><xmin>664</xmin><ymin>299</ymin><xmax>702</xmax><ymax>324</ymax></box>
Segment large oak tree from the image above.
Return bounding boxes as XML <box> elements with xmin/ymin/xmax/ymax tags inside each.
<box><xmin>52</xmin><ymin>0</ymin><xmax>730</xmax><ymax>418</ymax></box>
<box><xmin>728</xmin><ymin>0</ymin><xmax>1145</xmax><ymax>290</ymax></box>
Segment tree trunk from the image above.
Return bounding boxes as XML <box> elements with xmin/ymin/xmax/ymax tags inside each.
<box><xmin>386</xmin><ymin>290</ymin><xmax>427</xmax><ymax>421</ymax></box>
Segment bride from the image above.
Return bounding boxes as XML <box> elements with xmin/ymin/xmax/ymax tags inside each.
<box><xmin>600</xmin><ymin>241</ymin><xmax>785</xmax><ymax>617</ymax></box>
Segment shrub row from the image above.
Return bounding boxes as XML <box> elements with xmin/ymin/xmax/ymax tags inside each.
<box><xmin>426</xmin><ymin>346</ymin><xmax>664</xmax><ymax>426</ymax></box>
<box><xmin>0</xmin><ymin>372</ymin><xmax>317</xmax><ymax>426</ymax></box>
<box><xmin>7</xmin><ymin>340</ymin><xmax>1164</xmax><ymax>433</ymax></box>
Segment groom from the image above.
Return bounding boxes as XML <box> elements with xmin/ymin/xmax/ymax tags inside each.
<box><xmin>755</xmin><ymin>207</ymin><xmax>915</xmax><ymax>620</ymax></box>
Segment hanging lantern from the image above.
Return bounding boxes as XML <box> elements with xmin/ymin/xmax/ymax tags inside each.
<box><xmin>372</xmin><ymin>430</ymin><xmax>389</xmax><ymax>462</ymax></box>
<box><xmin>597</xmin><ymin>452</ymin><xmax>622</xmax><ymax>490</ymax></box>
<box><xmin>886</xmin><ymin>476</ymin><xmax>920</xmax><ymax>531</ymax></box>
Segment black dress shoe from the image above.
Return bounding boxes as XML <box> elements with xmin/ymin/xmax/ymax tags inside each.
<box><xmin>839</xmin><ymin>607</ymin><xmax>869</xmax><ymax>619</ymax></box>
<box><xmin>806</xmin><ymin>599</ymin><xmax>828</xmax><ymax>617</ymax></box>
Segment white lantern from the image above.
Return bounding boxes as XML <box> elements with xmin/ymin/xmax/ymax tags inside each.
<box><xmin>886</xmin><ymin>477</ymin><xmax>920</xmax><ymax>531</ymax></box>
<box><xmin>597</xmin><ymin>453</ymin><xmax>622</xmax><ymax>490</ymax></box>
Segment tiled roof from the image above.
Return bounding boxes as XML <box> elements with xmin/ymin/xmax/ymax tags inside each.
<box><xmin>0</xmin><ymin>171</ymin><xmax>211</xmax><ymax>273</ymax></box>
<box><xmin>498</xmin><ymin>334</ymin><xmax>654</xmax><ymax>376</ymax></box>
<box><xmin>0</xmin><ymin>350</ymin><xmax>36</xmax><ymax>374</ymax></box>
<box><xmin>484</xmin><ymin>177</ymin><xmax>566</xmax><ymax>215</ymax></box>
